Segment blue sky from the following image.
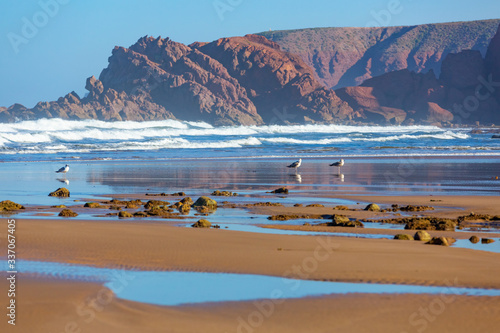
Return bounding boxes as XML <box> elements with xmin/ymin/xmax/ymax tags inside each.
<box><xmin>1</xmin><ymin>0</ymin><xmax>499</xmax><ymax>107</ymax></box>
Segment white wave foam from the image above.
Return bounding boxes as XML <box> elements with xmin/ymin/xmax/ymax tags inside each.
<box><xmin>354</xmin><ymin>131</ymin><xmax>469</xmax><ymax>142</ymax></box>
<box><xmin>261</xmin><ymin>137</ymin><xmax>352</xmax><ymax>144</ymax></box>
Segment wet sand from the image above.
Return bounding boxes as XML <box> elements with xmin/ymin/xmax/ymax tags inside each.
<box><xmin>2</xmin><ymin>278</ymin><xmax>499</xmax><ymax>333</ymax></box>
<box><xmin>2</xmin><ymin>192</ymin><xmax>500</xmax><ymax>332</ymax></box>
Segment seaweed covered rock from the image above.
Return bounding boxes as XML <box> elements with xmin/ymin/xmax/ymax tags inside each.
<box><xmin>180</xmin><ymin>197</ymin><xmax>194</xmax><ymax>205</ymax></box>
<box><xmin>191</xmin><ymin>219</ymin><xmax>212</xmax><ymax>228</ymax></box>
<box><xmin>144</xmin><ymin>200</ymin><xmax>170</xmax><ymax>210</ymax></box>
<box><xmin>364</xmin><ymin>203</ymin><xmax>380</xmax><ymax>211</ymax></box>
<box><xmin>394</xmin><ymin>234</ymin><xmax>414</xmax><ymax>241</ymax></box>
<box><xmin>133</xmin><ymin>211</ymin><xmax>149</xmax><ymax>217</ymax></box>
<box><xmin>426</xmin><ymin>237</ymin><xmax>456</xmax><ymax>246</ymax></box>
<box><xmin>84</xmin><ymin>202</ymin><xmax>103</xmax><ymax>208</ymax></box>
<box><xmin>269</xmin><ymin>187</ymin><xmax>289</xmax><ymax>194</ymax></box>
<box><xmin>192</xmin><ymin>196</ymin><xmax>217</xmax><ymax>209</ymax></box>
<box><xmin>325</xmin><ymin>215</ymin><xmax>364</xmax><ymax>227</ymax></box>
<box><xmin>118</xmin><ymin>211</ymin><xmax>133</xmax><ymax>218</ymax></box>
<box><xmin>0</xmin><ymin>200</ymin><xmax>25</xmax><ymax>211</ymax></box>
<box><xmin>404</xmin><ymin>218</ymin><xmax>456</xmax><ymax>231</ymax></box>
<box><xmin>481</xmin><ymin>238</ymin><xmax>495</xmax><ymax>244</ymax></box>
<box><xmin>59</xmin><ymin>209</ymin><xmax>78</xmax><ymax>217</ymax></box>
<box><xmin>414</xmin><ymin>230</ymin><xmax>432</xmax><ymax>242</ymax></box>
<box><xmin>212</xmin><ymin>190</ymin><xmax>238</xmax><ymax>197</ymax></box>
<box><xmin>49</xmin><ymin>188</ymin><xmax>70</xmax><ymax>197</ymax></box>
<box><xmin>306</xmin><ymin>204</ymin><xmax>325</xmax><ymax>208</ymax></box>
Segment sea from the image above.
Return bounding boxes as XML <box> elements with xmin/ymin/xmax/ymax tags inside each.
<box><xmin>0</xmin><ymin>118</ymin><xmax>499</xmax><ymax>206</ymax></box>
<box><xmin>0</xmin><ymin>118</ymin><xmax>499</xmax><ymax>161</ymax></box>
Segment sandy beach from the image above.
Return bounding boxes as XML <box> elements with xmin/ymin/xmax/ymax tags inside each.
<box><xmin>2</xmin><ymin>190</ymin><xmax>500</xmax><ymax>332</ymax></box>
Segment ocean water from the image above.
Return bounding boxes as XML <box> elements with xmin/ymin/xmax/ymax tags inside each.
<box><xmin>0</xmin><ymin>118</ymin><xmax>499</xmax><ymax>162</ymax></box>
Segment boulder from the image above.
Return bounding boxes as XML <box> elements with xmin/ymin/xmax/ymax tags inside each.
<box><xmin>191</xmin><ymin>219</ymin><xmax>212</xmax><ymax>228</ymax></box>
<box><xmin>192</xmin><ymin>196</ymin><xmax>217</xmax><ymax>209</ymax></box>
<box><xmin>328</xmin><ymin>215</ymin><xmax>364</xmax><ymax>227</ymax></box>
<box><xmin>394</xmin><ymin>234</ymin><xmax>414</xmax><ymax>241</ymax></box>
<box><xmin>364</xmin><ymin>203</ymin><xmax>380</xmax><ymax>211</ymax></box>
<box><xmin>414</xmin><ymin>230</ymin><xmax>432</xmax><ymax>242</ymax></box>
<box><xmin>481</xmin><ymin>238</ymin><xmax>495</xmax><ymax>244</ymax></box>
<box><xmin>180</xmin><ymin>197</ymin><xmax>194</xmax><ymax>205</ymax></box>
<box><xmin>49</xmin><ymin>188</ymin><xmax>70</xmax><ymax>197</ymax></box>
<box><xmin>59</xmin><ymin>209</ymin><xmax>78</xmax><ymax>217</ymax></box>
<box><xmin>118</xmin><ymin>211</ymin><xmax>133</xmax><ymax>218</ymax></box>
<box><xmin>469</xmin><ymin>235</ymin><xmax>480</xmax><ymax>244</ymax></box>
<box><xmin>0</xmin><ymin>200</ymin><xmax>25</xmax><ymax>211</ymax></box>
<box><xmin>426</xmin><ymin>237</ymin><xmax>456</xmax><ymax>246</ymax></box>
<box><xmin>270</xmin><ymin>187</ymin><xmax>289</xmax><ymax>194</ymax></box>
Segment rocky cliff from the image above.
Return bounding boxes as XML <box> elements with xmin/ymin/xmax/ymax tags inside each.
<box><xmin>260</xmin><ymin>19</ymin><xmax>500</xmax><ymax>90</ymax></box>
<box><xmin>335</xmin><ymin>24</ymin><xmax>500</xmax><ymax>125</ymax></box>
<box><xmin>0</xmin><ymin>35</ymin><xmax>351</xmax><ymax>125</ymax></box>
<box><xmin>1</xmin><ymin>20</ymin><xmax>499</xmax><ymax>126</ymax></box>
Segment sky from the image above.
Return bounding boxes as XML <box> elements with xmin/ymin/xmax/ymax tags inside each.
<box><xmin>1</xmin><ymin>0</ymin><xmax>499</xmax><ymax>108</ymax></box>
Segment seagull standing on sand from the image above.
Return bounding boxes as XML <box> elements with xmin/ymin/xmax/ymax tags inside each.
<box><xmin>56</xmin><ymin>164</ymin><xmax>69</xmax><ymax>174</ymax></box>
<box><xmin>330</xmin><ymin>159</ymin><xmax>344</xmax><ymax>172</ymax></box>
<box><xmin>287</xmin><ymin>159</ymin><xmax>302</xmax><ymax>173</ymax></box>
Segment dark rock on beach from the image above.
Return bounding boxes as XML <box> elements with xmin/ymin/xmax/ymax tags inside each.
<box><xmin>394</xmin><ymin>234</ymin><xmax>414</xmax><ymax>241</ymax></box>
<box><xmin>192</xmin><ymin>196</ymin><xmax>217</xmax><ymax>209</ymax></box>
<box><xmin>118</xmin><ymin>211</ymin><xmax>133</xmax><ymax>218</ymax></box>
<box><xmin>0</xmin><ymin>200</ymin><xmax>25</xmax><ymax>211</ymax></box>
<box><xmin>481</xmin><ymin>238</ymin><xmax>495</xmax><ymax>244</ymax></box>
<box><xmin>364</xmin><ymin>203</ymin><xmax>380</xmax><ymax>211</ymax></box>
<box><xmin>414</xmin><ymin>230</ymin><xmax>432</xmax><ymax>242</ymax></box>
<box><xmin>426</xmin><ymin>237</ymin><xmax>456</xmax><ymax>246</ymax></box>
<box><xmin>49</xmin><ymin>188</ymin><xmax>70</xmax><ymax>197</ymax></box>
<box><xmin>59</xmin><ymin>209</ymin><xmax>78</xmax><ymax>217</ymax></box>
<box><xmin>269</xmin><ymin>187</ymin><xmax>289</xmax><ymax>194</ymax></box>
<box><xmin>192</xmin><ymin>219</ymin><xmax>212</xmax><ymax>228</ymax></box>
<box><xmin>469</xmin><ymin>235</ymin><xmax>480</xmax><ymax>243</ymax></box>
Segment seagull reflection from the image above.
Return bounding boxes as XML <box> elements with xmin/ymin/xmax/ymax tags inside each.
<box><xmin>333</xmin><ymin>173</ymin><xmax>344</xmax><ymax>182</ymax></box>
<box><xmin>290</xmin><ymin>173</ymin><xmax>302</xmax><ymax>183</ymax></box>
<box><xmin>57</xmin><ymin>178</ymin><xmax>70</xmax><ymax>185</ymax></box>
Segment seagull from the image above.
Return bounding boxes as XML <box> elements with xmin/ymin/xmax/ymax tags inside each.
<box><xmin>330</xmin><ymin>159</ymin><xmax>344</xmax><ymax>172</ymax></box>
<box><xmin>56</xmin><ymin>164</ymin><xmax>69</xmax><ymax>174</ymax></box>
<box><xmin>287</xmin><ymin>159</ymin><xmax>302</xmax><ymax>173</ymax></box>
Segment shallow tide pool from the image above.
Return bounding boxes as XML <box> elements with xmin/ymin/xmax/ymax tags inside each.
<box><xmin>12</xmin><ymin>260</ymin><xmax>500</xmax><ymax>306</ymax></box>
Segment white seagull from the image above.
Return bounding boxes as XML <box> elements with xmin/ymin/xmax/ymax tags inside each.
<box><xmin>56</xmin><ymin>164</ymin><xmax>69</xmax><ymax>174</ymax></box>
<box><xmin>330</xmin><ymin>159</ymin><xmax>344</xmax><ymax>170</ymax></box>
<box><xmin>287</xmin><ymin>159</ymin><xmax>302</xmax><ymax>173</ymax></box>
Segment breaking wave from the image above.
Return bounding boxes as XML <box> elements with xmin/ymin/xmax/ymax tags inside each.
<box><xmin>0</xmin><ymin>118</ymin><xmax>495</xmax><ymax>160</ymax></box>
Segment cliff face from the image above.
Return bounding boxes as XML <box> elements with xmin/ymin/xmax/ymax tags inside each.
<box><xmin>1</xmin><ymin>35</ymin><xmax>350</xmax><ymax>125</ymax></box>
<box><xmin>194</xmin><ymin>35</ymin><xmax>352</xmax><ymax>123</ymax></box>
<box><xmin>260</xmin><ymin>20</ymin><xmax>500</xmax><ymax>90</ymax></box>
<box><xmin>335</xmin><ymin>25</ymin><xmax>500</xmax><ymax>125</ymax></box>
